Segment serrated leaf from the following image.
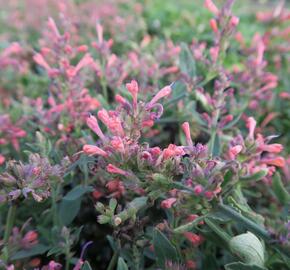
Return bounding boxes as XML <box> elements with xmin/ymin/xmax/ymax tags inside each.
<box><xmin>153</xmin><ymin>229</ymin><xmax>179</xmax><ymax>266</ymax></box>
<box><xmin>63</xmin><ymin>185</ymin><xmax>94</xmax><ymax>201</ymax></box>
<box><xmin>117</xmin><ymin>257</ymin><xmax>129</xmax><ymax>270</ymax></box>
<box><xmin>272</xmin><ymin>172</ymin><xmax>290</xmax><ymax>205</ymax></box>
<box><xmin>225</xmin><ymin>262</ymin><xmax>267</xmax><ymax>270</ymax></box>
<box><xmin>11</xmin><ymin>244</ymin><xmax>49</xmax><ymax>260</ymax></box>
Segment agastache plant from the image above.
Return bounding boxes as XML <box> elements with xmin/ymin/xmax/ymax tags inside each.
<box><xmin>0</xmin><ymin>0</ymin><xmax>290</xmax><ymax>269</ymax></box>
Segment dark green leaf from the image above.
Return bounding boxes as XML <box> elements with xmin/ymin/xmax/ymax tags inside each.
<box><xmin>272</xmin><ymin>172</ymin><xmax>290</xmax><ymax>205</ymax></box>
<box><xmin>153</xmin><ymin>229</ymin><xmax>178</xmax><ymax>266</ymax></box>
<box><xmin>11</xmin><ymin>244</ymin><xmax>49</xmax><ymax>260</ymax></box>
<box><xmin>179</xmin><ymin>43</ymin><xmax>196</xmax><ymax>78</ymax></box>
<box><xmin>59</xmin><ymin>197</ymin><xmax>81</xmax><ymax>226</ymax></box>
<box><xmin>63</xmin><ymin>185</ymin><xmax>94</xmax><ymax>201</ymax></box>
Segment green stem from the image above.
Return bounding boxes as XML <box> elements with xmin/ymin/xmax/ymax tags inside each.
<box><xmin>107</xmin><ymin>249</ymin><xmax>119</xmax><ymax>270</ymax></box>
<box><xmin>2</xmin><ymin>203</ymin><xmax>17</xmax><ymax>262</ymax></box>
<box><xmin>51</xmin><ymin>183</ymin><xmax>61</xmax><ymax>227</ymax></box>
<box><xmin>173</xmin><ymin>216</ymin><xmax>205</xmax><ymax>233</ymax></box>
<box><xmin>204</xmin><ymin>218</ymin><xmax>231</xmax><ymax>244</ymax></box>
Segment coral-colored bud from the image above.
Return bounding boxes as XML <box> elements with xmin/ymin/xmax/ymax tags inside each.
<box><xmin>181</xmin><ymin>122</ymin><xmax>193</xmax><ymax>146</ymax></box>
<box><xmin>229</xmin><ymin>145</ymin><xmax>243</xmax><ymax>159</ymax></box>
<box><xmin>126</xmin><ymin>80</ymin><xmax>139</xmax><ymax>109</ymax></box>
<box><xmin>259</xmin><ymin>144</ymin><xmax>283</xmax><ymax>153</ymax></box>
<box><xmin>147</xmin><ymin>85</ymin><xmax>172</xmax><ymax>108</ymax></box>
<box><xmin>142</xmin><ymin>119</ymin><xmax>154</xmax><ymax>128</ymax></box>
<box><xmin>204</xmin><ymin>0</ymin><xmax>219</xmax><ymax>15</ymax></box>
<box><xmin>161</xmin><ymin>198</ymin><xmax>177</xmax><ymax>209</ymax></box>
<box><xmin>110</xmin><ymin>136</ymin><xmax>125</xmax><ymax>153</ymax></box>
<box><xmin>48</xmin><ymin>17</ymin><xmax>61</xmax><ymax>38</ymax></box>
<box><xmin>262</xmin><ymin>157</ymin><xmax>285</xmax><ymax>167</ymax></box>
<box><xmin>194</xmin><ymin>185</ymin><xmax>203</xmax><ymax>195</ymax></box>
<box><xmin>209</xmin><ymin>19</ymin><xmax>218</xmax><ymax>33</ymax></box>
<box><xmin>163</xmin><ymin>144</ymin><xmax>185</xmax><ymax>160</ymax></box>
<box><xmin>86</xmin><ymin>115</ymin><xmax>105</xmax><ymax>140</ymax></box>
<box><xmin>186</xmin><ymin>260</ymin><xmax>197</xmax><ymax>269</ymax></box>
<box><xmin>77</xmin><ymin>45</ymin><xmax>88</xmax><ymax>53</ymax></box>
<box><xmin>115</xmin><ymin>94</ymin><xmax>128</xmax><ymax>105</ymax></box>
<box><xmin>246</xmin><ymin>117</ymin><xmax>257</xmax><ymax>140</ymax></box>
<box><xmin>92</xmin><ymin>190</ymin><xmax>103</xmax><ymax>200</ymax></box>
<box><xmin>106</xmin><ymin>164</ymin><xmax>128</xmax><ymax>176</ymax></box>
<box><xmin>230</xmin><ymin>16</ymin><xmax>240</xmax><ymax>27</ymax></box>
<box><xmin>0</xmin><ymin>154</ymin><xmax>5</xmax><ymax>165</ymax></box>
<box><xmin>83</xmin><ymin>145</ymin><xmax>108</xmax><ymax>157</ymax></box>
<box><xmin>209</xmin><ymin>46</ymin><xmax>219</xmax><ymax>62</ymax></box>
<box><xmin>183</xmin><ymin>232</ymin><xmax>203</xmax><ymax>246</ymax></box>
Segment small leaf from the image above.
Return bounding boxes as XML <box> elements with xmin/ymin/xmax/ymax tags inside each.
<box><xmin>117</xmin><ymin>257</ymin><xmax>129</xmax><ymax>270</ymax></box>
<box><xmin>225</xmin><ymin>262</ymin><xmax>267</xmax><ymax>270</ymax></box>
<box><xmin>63</xmin><ymin>185</ymin><xmax>94</xmax><ymax>201</ymax></box>
<box><xmin>11</xmin><ymin>244</ymin><xmax>49</xmax><ymax>260</ymax></box>
<box><xmin>109</xmin><ymin>198</ymin><xmax>118</xmax><ymax>212</ymax></box>
<box><xmin>81</xmin><ymin>261</ymin><xmax>93</xmax><ymax>270</ymax></box>
<box><xmin>212</xmin><ymin>134</ymin><xmax>220</xmax><ymax>156</ymax></box>
<box><xmin>240</xmin><ymin>170</ymin><xmax>268</xmax><ymax>182</ymax></box>
<box><xmin>179</xmin><ymin>43</ymin><xmax>196</xmax><ymax>78</ymax></box>
<box><xmin>272</xmin><ymin>172</ymin><xmax>290</xmax><ymax>205</ymax></box>
<box><xmin>47</xmin><ymin>246</ymin><xmax>62</xmax><ymax>256</ymax></box>
<box><xmin>153</xmin><ymin>229</ymin><xmax>179</xmax><ymax>266</ymax></box>
<box><xmin>59</xmin><ymin>198</ymin><xmax>81</xmax><ymax>226</ymax></box>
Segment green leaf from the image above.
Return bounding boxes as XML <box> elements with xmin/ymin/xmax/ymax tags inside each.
<box><xmin>117</xmin><ymin>257</ymin><xmax>129</xmax><ymax>270</ymax></box>
<box><xmin>272</xmin><ymin>172</ymin><xmax>290</xmax><ymax>205</ymax></box>
<box><xmin>81</xmin><ymin>261</ymin><xmax>93</xmax><ymax>270</ymax></box>
<box><xmin>240</xmin><ymin>170</ymin><xmax>268</xmax><ymax>182</ymax></box>
<box><xmin>153</xmin><ymin>229</ymin><xmax>179</xmax><ymax>266</ymax></box>
<box><xmin>47</xmin><ymin>246</ymin><xmax>62</xmax><ymax>256</ymax></box>
<box><xmin>225</xmin><ymin>262</ymin><xmax>267</xmax><ymax>270</ymax></box>
<box><xmin>109</xmin><ymin>198</ymin><xmax>118</xmax><ymax>212</ymax></box>
<box><xmin>63</xmin><ymin>185</ymin><xmax>94</xmax><ymax>201</ymax></box>
<box><xmin>229</xmin><ymin>232</ymin><xmax>265</xmax><ymax>267</ymax></box>
<box><xmin>59</xmin><ymin>197</ymin><xmax>81</xmax><ymax>226</ymax></box>
<box><xmin>179</xmin><ymin>43</ymin><xmax>196</xmax><ymax>78</ymax></box>
<box><xmin>212</xmin><ymin>133</ymin><xmax>220</xmax><ymax>156</ymax></box>
<box><xmin>11</xmin><ymin>244</ymin><xmax>49</xmax><ymax>260</ymax></box>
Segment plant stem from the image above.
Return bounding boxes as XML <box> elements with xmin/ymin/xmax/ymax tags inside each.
<box><xmin>2</xmin><ymin>203</ymin><xmax>17</xmax><ymax>262</ymax></box>
<box><xmin>51</xmin><ymin>183</ymin><xmax>60</xmax><ymax>227</ymax></box>
<box><xmin>173</xmin><ymin>216</ymin><xmax>205</xmax><ymax>233</ymax></box>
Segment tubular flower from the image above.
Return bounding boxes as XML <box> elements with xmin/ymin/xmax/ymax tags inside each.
<box><xmin>83</xmin><ymin>145</ymin><xmax>108</xmax><ymax>157</ymax></box>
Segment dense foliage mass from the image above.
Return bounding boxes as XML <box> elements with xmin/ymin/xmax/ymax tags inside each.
<box><xmin>0</xmin><ymin>0</ymin><xmax>289</xmax><ymax>269</ymax></box>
